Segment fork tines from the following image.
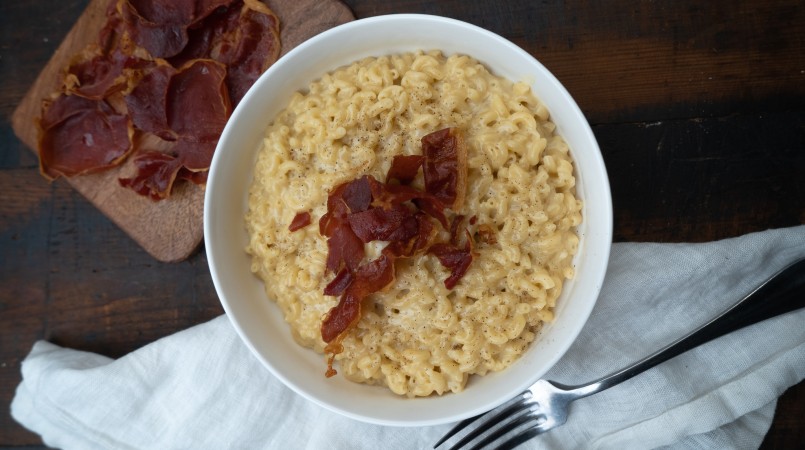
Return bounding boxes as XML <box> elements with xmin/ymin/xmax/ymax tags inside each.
<box><xmin>434</xmin><ymin>391</ymin><xmax>543</xmax><ymax>450</ymax></box>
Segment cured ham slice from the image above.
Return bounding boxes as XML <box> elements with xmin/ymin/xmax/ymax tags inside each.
<box><xmin>37</xmin><ymin>0</ymin><xmax>281</xmax><ymax>201</ymax></box>
<box><xmin>386</xmin><ymin>154</ymin><xmax>424</xmax><ymax>185</ymax></box>
<box><xmin>119</xmin><ymin>6</ymin><xmax>190</xmax><ymax>59</ymax></box>
<box><xmin>348</xmin><ymin>205</ymin><xmax>420</xmax><ymax>243</ymax></box>
<box><xmin>288</xmin><ymin>211</ymin><xmax>311</xmax><ymax>231</ymax></box>
<box><xmin>429</xmin><ymin>238</ymin><xmax>474</xmax><ymax>290</ymax></box>
<box><xmin>171</xmin><ymin>0</ymin><xmax>281</xmax><ymax>105</ymax></box>
<box><xmin>119</xmin><ymin>59</ymin><xmax>231</xmax><ymax>198</ymax></box>
<box><xmin>63</xmin><ymin>45</ymin><xmax>130</xmax><ymax>100</ymax></box>
<box><xmin>323</xmin><ymin>268</ymin><xmax>354</xmax><ymax>297</ymax></box>
<box><xmin>381</xmin><ymin>212</ymin><xmax>434</xmax><ymax>258</ymax></box>
<box><xmin>324</xmin><ymin>222</ymin><xmax>365</xmax><ymax>274</ymax></box>
<box><xmin>124</xmin><ymin>61</ymin><xmax>175</xmax><ymax>138</ymax></box>
<box><xmin>166</xmin><ymin>59</ymin><xmax>231</xmax><ymax>142</ymax></box>
<box><xmin>366</xmin><ymin>174</ymin><xmax>449</xmax><ymax>227</ymax></box>
<box><xmin>319</xmin><ymin>177</ymin><xmax>372</xmax><ymax>274</ymax></box>
<box><xmin>319</xmin><ymin>128</ymin><xmax>475</xmax><ymax>376</ymax></box>
<box><xmin>422</xmin><ymin>127</ymin><xmax>468</xmax><ymax>211</ymax></box>
<box><xmin>38</xmin><ymin>94</ymin><xmax>133</xmax><ymax>179</ymax></box>
<box><xmin>118</xmin><ymin>0</ymin><xmax>196</xmax><ymax>59</ymax></box>
<box><xmin>213</xmin><ymin>0</ymin><xmax>280</xmax><ymax>104</ymax></box>
<box><xmin>322</xmin><ymin>253</ymin><xmax>395</xmax><ymax>343</ymax></box>
<box><xmin>341</xmin><ymin>175</ymin><xmax>372</xmax><ymax>212</ymax></box>
<box><xmin>117</xmin><ymin>151</ymin><xmax>183</xmax><ymax>199</ymax></box>
<box><xmin>322</xmin><ymin>253</ymin><xmax>396</xmax><ymax>377</ymax></box>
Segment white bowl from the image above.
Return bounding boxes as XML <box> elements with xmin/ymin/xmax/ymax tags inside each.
<box><xmin>205</xmin><ymin>14</ymin><xmax>613</xmax><ymax>427</ymax></box>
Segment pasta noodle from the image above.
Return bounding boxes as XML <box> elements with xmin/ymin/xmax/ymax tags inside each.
<box><xmin>245</xmin><ymin>51</ymin><xmax>582</xmax><ymax>397</ymax></box>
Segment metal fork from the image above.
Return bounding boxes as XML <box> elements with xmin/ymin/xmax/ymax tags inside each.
<box><xmin>434</xmin><ymin>257</ymin><xmax>805</xmax><ymax>450</ymax></box>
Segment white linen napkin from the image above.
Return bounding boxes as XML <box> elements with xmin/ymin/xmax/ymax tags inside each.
<box><xmin>11</xmin><ymin>226</ymin><xmax>805</xmax><ymax>450</ymax></box>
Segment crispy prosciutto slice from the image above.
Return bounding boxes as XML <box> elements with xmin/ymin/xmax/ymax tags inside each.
<box><xmin>37</xmin><ymin>0</ymin><xmax>281</xmax><ymax>201</ymax></box>
<box><xmin>367</xmin><ymin>174</ymin><xmax>449</xmax><ymax>228</ymax></box>
<box><xmin>166</xmin><ymin>59</ymin><xmax>231</xmax><ymax>142</ymax></box>
<box><xmin>429</xmin><ymin>237</ymin><xmax>474</xmax><ymax>290</ymax></box>
<box><xmin>117</xmin><ymin>151</ymin><xmax>183</xmax><ymax>199</ymax></box>
<box><xmin>348</xmin><ymin>204</ymin><xmax>420</xmax><ymax>243</ymax></box>
<box><xmin>117</xmin><ymin>0</ymin><xmax>197</xmax><ymax>59</ymax></box>
<box><xmin>319</xmin><ymin>129</ymin><xmax>475</xmax><ymax>377</ymax></box>
<box><xmin>38</xmin><ymin>94</ymin><xmax>134</xmax><ymax>180</ymax></box>
<box><xmin>213</xmin><ymin>0</ymin><xmax>280</xmax><ymax>105</ymax></box>
<box><xmin>320</xmin><ymin>177</ymin><xmax>371</xmax><ymax>274</ymax></box>
<box><xmin>449</xmin><ymin>214</ymin><xmax>466</xmax><ymax>245</ymax></box>
<box><xmin>63</xmin><ymin>45</ymin><xmax>129</xmax><ymax>100</ymax></box>
<box><xmin>288</xmin><ymin>211</ymin><xmax>311</xmax><ymax>231</ymax></box>
<box><xmin>368</xmin><ymin>176</ymin><xmax>426</xmax><ymax>209</ymax></box>
<box><xmin>119</xmin><ymin>59</ymin><xmax>231</xmax><ymax>198</ymax></box>
<box><xmin>381</xmin><ymin>212</ymin><xmax>434</xmax><ymax>258</ymax></box>
<box><xmin>62</xmin><ymin>15</ymin><xmax>157</xmax><ymax>101</ymax></box>
<box><xmin>170</xmin><ymin>0</ymin><xmax>281</xmax><ymax>106</ymax></box>
<box><xmin>324</xmin><ymin>222</ymin><xmax>365</xmax><ymax>274</ymax></box>
<box><xmin>322</xmin><ymin>253</ymin><xmax>396</xmax><ymax>377</ymax></box>
<box><xmin>341</xmin><ymin>175</ymin><xmax>373</xmax><ymax>212</ymax></box>
<box><xmin>386</xmin><ymin>154</ymin><xmax>424</xmax><ymax>185</ymax></box>
<box><xmin>321</xmin><ymin>254</ymin><xmax>396</xmax><ymax>344</ymax></box>
<box><xmin>124</xmin><ymin>61</ymin><xmax>175</xmax><ymax>139</ymax></box>
<box><xmin>422</xmin><ymin>127</ymin><xmax>468</xmax><ymax>211</ymax></box>
<box><xmin>323</xmin><ymin>268</ymin><xmax>354</xmax><ymax>297</ymax></box>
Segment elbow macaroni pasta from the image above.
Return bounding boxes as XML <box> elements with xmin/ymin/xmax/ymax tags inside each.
<box><xmin>245</xmin><ymin>51</ymin><xmax>582</xmax><ymax>397</ymax></box>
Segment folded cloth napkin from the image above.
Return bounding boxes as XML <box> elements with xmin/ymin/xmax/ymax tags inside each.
<box><xmin>11</xmin><ymin>226</ymin><xmax>805</xmax><ymax>450</ymax></box>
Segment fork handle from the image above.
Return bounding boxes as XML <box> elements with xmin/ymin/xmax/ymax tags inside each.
<box><xmin>567</xmin><ymin>257</ymin><xmax>805</xmax><ymax>397</ymax></box>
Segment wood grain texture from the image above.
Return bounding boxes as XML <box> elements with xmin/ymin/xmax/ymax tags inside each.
<box><xmin>10</xmin><ymin>0</ymin><xmax>354</xmax><ymax>263</ymax></box>
<box><xmin>1</xmin><ymin>0</ymin><xmax>803</xmax><ymax>447</ymax></box>
<box><xmin>347</xmin><ymin>0</ymin><xmax>805</xmax><ymax>124</ymax></box>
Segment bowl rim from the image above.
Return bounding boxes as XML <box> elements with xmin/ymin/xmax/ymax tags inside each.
<box><xmin>205</xmin><ymin>13</ymin><xmax>613</xmax><ymax>427</ymax></box>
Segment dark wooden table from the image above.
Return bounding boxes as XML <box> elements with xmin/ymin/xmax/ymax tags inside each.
<box><xmin>1</xmin><ymin>0</ymin><xmax>803</xmax><ymax>447</ymax></box>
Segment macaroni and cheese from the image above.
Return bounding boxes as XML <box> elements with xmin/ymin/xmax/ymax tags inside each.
<box><xmin>245</xmin><ymin>51</ymin><xmax>582</xmax><ymax>397</ymax></box>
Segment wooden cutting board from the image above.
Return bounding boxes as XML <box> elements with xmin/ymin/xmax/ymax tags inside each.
<box><xmin>11</xmin><ymin>0</ymin><xmax>354</xmax><ymax>262</ymax></box>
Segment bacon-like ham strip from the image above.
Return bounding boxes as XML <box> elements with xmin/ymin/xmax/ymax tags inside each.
<box><xmin>413</xmin><ymin>196</ymin><xmax>449</xmax><ymax>229</ymax></box>
<box><xmin>170</xmin><ymin>0</ymin><xmax>281</xmax><ymax>105</ymax></box>
<box><xmin>37</xmin><ymin>0</ymin><xmax>281</xmax><ymax>201</ymax></box>
<box><xmin>117</xmin><ymin>0</ymin><xmax>192</xmax><ymax>59</ymax></box>
<box><xmin>429</xmin><ymin>237</ymin><xmax>474</xmax><ymax>290</ymax></box>
<box><xmin>38</xmin><ymin>95</ymin><xmax>134</xmax><ymax>180</ymax></box>
<box><xmin>117</xmin><ymin>151</ymin><xmax>182</xmax><ymax>199</ymax></box>
<box><xmin>288</xmin><ymin>211</ymin><xmax>311</xmax><ymax>231</ymax></box>
<box><xmin>348</xmin><ymin>205</ymin><xmax>420</xmax><ymax>243</ymax></box>
<box><xmin>342</xmin><ymin>175</ymin><xmax>373</xmax><ymax>212</ymax></box>
<box><xmin>124</xmin><ymin>61</ymin><xmax>175</xmax><ymax>139</ymax></box>
<box><xmin>320</xmin><ymin>179</ymin><xmax>370</xmax><ymax>274</ymax></box>
<box><xmin>118</xmin><ymin>0</ymin><xmax>232</xmax><ymax>59</ymax></box>
<box><xmin>322</xmin><ymin>253</ymin><xmax>396</xmax><ymax>340</ymax></box>
<box><xmin>322</xmin><ymin>253</ymin><xmax>396</xmax><ymax>377</ymax></box>
<box><xmin>422</xmin><ymin>127</ymin><xmax>468</xmax><ymax>211</ymax></box>
<box><xmin>214</xmin><ymin>0</ymin><xmax>281</xmax><ymax>104</ymax></box>
<box><xmin>194</xmin><ymin>0</ymin><xmax>236</xmax><ymax>19</ymax></box>
<box><xmin>324</xmin><ymin>223</ymin><xmax>365</xmax><ymax>274</ymax></box>
<box><xmin>322</xmin><ymin>293</ymin><xmax>363</xmax><ymax>347</ymax></box>
<box><xmin>367</xmin><ymin>175</ymin><xmax>449</xmax><ymax>228</ymax></box>
<box><xmin>323</xmin><ymin>268</ymin><xmax>354</xmax><ymax>297</ymax></box>
<box><xmin>386</xmin><ymin>154</ymin><xmax>424</xmax><ymax>185</ymax></box>
<box><xmin>119</xmin><ymin>59</ymin><xmax>231</xmax><ymax>198</ymax></box>
<box><xmin>63</xmin><ymin>45</ymin><xmax>130</xmax><ymax>100</ymax></box>
<box><xmin>381</xmin><ymin>212</ymin><xmax>435</xmax><ymax>258</ymax></box>
<box><xmin>319</xmin><ymin>128</ymin><xmax>476</xmax><ymax>377</ymax></box>
<box><xmin>449</xmin><ymin>214</ymin><xmax>465</xmax><ymax>245</ymax></box>
<box><xmin>166</xmin><ymin>59</ymin><xmax>231</xmax><ymax>143</ymax></box>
